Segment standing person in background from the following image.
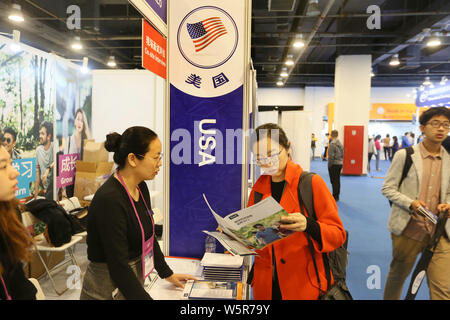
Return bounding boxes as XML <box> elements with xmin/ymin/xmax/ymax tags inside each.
<box><xmin>390</xmin><ymin>136</ymin><xmax>399</xmax><ymax>161</ymax></box>
<box><xmin>374</xmin><ymin>135</ymin><xmax>382</xmax><ymax>171</ymax></box>
<box><xmin>311</xmin><ymin>133</ymin><xmax>317</xmax><ymax>160</ymax></box>
<box><xmin>328</xmin><ymin>130</ymin><xmax>344</xmax><ymax>201</ymax></box>
<box><xmin>34</xmin><ymin>121</ymin><xmax>54</xmax><ymax>200</ymax></box>
<box><xmin>0</xmin><ymin>146</ymin><xmax>36</xmax><ymax>300</ymax></box>
<box><xmin>402</xmin><ymin>132</ymin><xmax>411</xmax><ymax>149</ymax></box>
<box><xmin>383</xmin><ymin>134</ymin><xmax>391</xmax><ymax>161</ymax></box>
<box><xmin>368</xmin><ymin>136</ymin><xmax>376</xmax><ymax>172</ymax></box>
<box><xmin>322</xmin><ymin>133</ymin><xmax>330</xmax><ymax>161</ymax></box>
<box><xmin>2</xmin><ymin>127</ymin><xmax>21</xmax><ymax>160</ymax></box>
<box><xmin>417</xmin><ymin>134</ymin><xmax>425</xmax><ymax>144</ymax></box>
<box><xmin>409</xmin><ymin>132</ymin><xmax>415</xmax><ymax>146</ymax></box>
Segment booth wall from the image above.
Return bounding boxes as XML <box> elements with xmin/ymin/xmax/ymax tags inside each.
<box><xmin>92</xmin><ymin>70</ymin><xmax>165</xmax><ymax>215</ymax></box>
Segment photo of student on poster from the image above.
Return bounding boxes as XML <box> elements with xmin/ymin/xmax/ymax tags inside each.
<box><xmin>55</xmin><ymin>60</ymin><xmax>92</xmax><ymax>201</ymax></box>
<box><xmin>0</xmin><ymin>41</ymin><xmax>55</xmax><ymax>200</ymax></box>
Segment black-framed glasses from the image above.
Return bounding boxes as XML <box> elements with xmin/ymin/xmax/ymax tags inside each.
<box><xmin>427</xmin><ymin>120</ymin><xmax>450</xmax><ymax>129</ymax></box>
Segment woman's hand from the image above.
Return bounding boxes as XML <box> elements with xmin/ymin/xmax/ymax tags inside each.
<box><xmin>279</xmin><ymin>213</ymin><xmax>307</xmax><ymax>232</ymax></box>
<box><xmin>164</xmin><ymin>274</ymin><xmax>198</xmax><ymax>289</ymax></box>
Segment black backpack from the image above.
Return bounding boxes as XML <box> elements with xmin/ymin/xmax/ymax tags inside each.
<box><xmin>389</xmin><ymin>146</ymin><xmax>414</xmax><ymax>207</ymax></box>
<box><xmin>253</xmin><ymin>172</ymin><xmax>352</xmax><ymax>299</ymax></box>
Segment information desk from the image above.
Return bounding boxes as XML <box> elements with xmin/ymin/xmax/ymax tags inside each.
<box><xmin>147</xmin><ymin>256</ymin><xmax>251</xmax><ymax>300</ymax></box>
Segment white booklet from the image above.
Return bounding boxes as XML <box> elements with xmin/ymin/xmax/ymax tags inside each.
<box><xmin>202</xmin><ymin>194</ymin><xmax>294</xmax><ymax>256</ymax></box>
<box><xmin>417</xmin><ymin>206</ymin><xmax>438</xmax><ymax>224</ymax></box>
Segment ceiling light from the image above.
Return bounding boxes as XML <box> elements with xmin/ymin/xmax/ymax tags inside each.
<box><xmin>8</xmin><ymin>4</ymin><xmax>24</xmax><ymax>22</ymax></box>
<box><xmin>280</xmin><ymin>71</ymin><xmax>288</xmax><ymax>77</ymax></box>
<box><xmin>441</xmin><ymin>76</ymin><xmax>448</xmax><ymax>85</ymax></box>
<box><xmin>422</xmin><ymin>76</ymin><xmax>432</xmax><ymax>86</ymax></box>
<box><xmin>306</xmin><ymin>0</ymin><xmax>320</xmax><ymax>17</ymax></box>
<box><xmin>426</xmin><ymin>32</ymin><xmax>441</xmax><ymax>48</ymax></box>
<box><xmin>107</xmin><ymin>56</ymin><xmax>117</xmax><ymax>68</ymax></box>
<box><xmin>389</xmin><ymin>54</ymin><xmax>400</xmax><ymax>66</ymax></box>
<box><xmin>276</xmin><ymin>81</ymin><xmax>284</xmax><ymax>86</ymax></box>
<box><xmin>10</xmin><ymin>30</ymin><xmax>21</xmax><ymax>52</ymax></box>
<box><xmin>71</xmin><ymin>36</ymin><xmax>83</xmax><ymax>50</ymax></box>
<box><xmin>285</xmin><ymin>56</ymin><xmax>294</xmax><ymax>66</ymax></box>
<box><xmin>293</xmin><ymin>34</ymin><xmax>305</xmax><ymax>48</ymax></box>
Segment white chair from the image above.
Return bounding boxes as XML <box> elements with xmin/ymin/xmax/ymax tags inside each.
<box><xmin>21</xmin><ymin>211</ymin><xmax>83</xmax><ymax>296</ymax></box>
<box><xmin>28</xmin><ymin>278</ymin><xmax>46</xmax><ymax>300</ymax></box>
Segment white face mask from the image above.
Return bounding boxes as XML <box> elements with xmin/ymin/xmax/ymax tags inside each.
<box><xmin>260</xmin><ymin>160</ymin><xmax>279</xmax><ymax>176</ymax></box>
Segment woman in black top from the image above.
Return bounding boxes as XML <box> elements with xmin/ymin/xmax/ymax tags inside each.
<box><xmin>0</xmin><ymin>146</ymin><xmax>36</xmax><ymax>300</ymax></box>
<box><xmin>80</xmin><ymin>127</ymin><xmax>196</xmax><ymax>300</ymax></box>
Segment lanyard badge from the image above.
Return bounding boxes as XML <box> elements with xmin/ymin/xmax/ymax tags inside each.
<box><xmin>116</xmin><ymin>170</ymin><xmax>155</xmax><ymax>280</ymax></box>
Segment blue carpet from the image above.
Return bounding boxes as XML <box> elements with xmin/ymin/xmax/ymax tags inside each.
<box><xmin>309</xmin><ymin>158</ymin><xmax>429</xmax><ymax>300</ymax></box>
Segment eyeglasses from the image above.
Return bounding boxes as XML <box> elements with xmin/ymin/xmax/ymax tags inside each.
<box><xmin>427</xmin><ymin>120</ymin><xmax>450</xmax><ymax>129</ymax></box>
<box><xmin>136</xmin><ymin>153</ymin><xmax>163</xmax><ymax>162</ymax></box>
<box><xmin>252</xmin><ymin>150</ymin><xmax>282</xmax><ymax>166</ymax></box>
<box><xmin>2</xmin><ymin>137</ymin><xmax>12</xmax><ymax>144</ymax></box>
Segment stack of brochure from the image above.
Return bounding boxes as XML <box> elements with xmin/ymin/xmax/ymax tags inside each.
<box><xmin>182</xmin><ymin>280</ymin><xmax>242</xmax><ymax>300</ymax></box>
<box><xmin>201</xmin><ymin>252</ymin><xmax>243</xmax><ymax>282</ymax></box>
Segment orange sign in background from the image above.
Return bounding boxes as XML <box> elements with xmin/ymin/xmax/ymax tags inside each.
<box><xmin>370</xmin><ymin>103</ymin><xmax>418</xmax><ymax>120</ymax></box>
<box><xmin>142</xmin><ymin>19</ymin><xmax>167</xmax><ymax>79</ymax></box>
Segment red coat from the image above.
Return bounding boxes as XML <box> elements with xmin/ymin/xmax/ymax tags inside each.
<box><xmin>248</xmin><ymin>160</ymin><xmax>346</xmax><ymax>300</ymax></box>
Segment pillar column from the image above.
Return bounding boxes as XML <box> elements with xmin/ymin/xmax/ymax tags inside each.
<box><xmin>334</xmin><ymin>55</ymin><xmax>371</xmax><ymax>175</ymax></box>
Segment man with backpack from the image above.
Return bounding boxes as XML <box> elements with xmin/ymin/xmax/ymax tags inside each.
<box><xmin>381</xmin><ymin>107</ymin><xmax>450</xmax><ymax>300</ymax></box>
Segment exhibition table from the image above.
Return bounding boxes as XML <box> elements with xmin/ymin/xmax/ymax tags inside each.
<box><xmin>147</xmin><ymin>256</ymin><xmax>252</xmax><ymax>300</ymax></box>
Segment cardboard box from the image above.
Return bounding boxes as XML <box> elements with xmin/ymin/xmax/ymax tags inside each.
<box><xmin>83</xmin><ymin>140</ymin><xmax>109</xmax><ymax>163</ymax></box>
<box><xmin>74</xmin><ymin>161</ymin><xmax>113</xmax><ymax>200</ymax></box>
<box><xmin>25</xmin><ymin>251</ymin><xmax>66</xmax><ymax>279</ymax></box>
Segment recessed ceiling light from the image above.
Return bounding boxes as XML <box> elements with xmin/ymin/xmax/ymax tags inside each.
<box><xmin>293</xmin><ymin>34</ymin><xmax>305</xmax><ymax>48</ymax></box>
<box><xmin>107</xmin><ymin>56</ymin><xmax>117</xmax><ymax>68</ymax></box>
<box><xmin>71</xmin><ymin>36</ymin><xmax>83</xmax><ymax>50</ymax></box>
<box><xmin>389</xmin><ymin>54</ymin><xmax>400</xmax><ymax>66</ymax></box>
<box><xmin>422</xmin><ymin>76</ymin><xmax>432</xmax><ymax>86</ymax></box>
<box><xmin>306</xmin><ymin>0</ymin><xmax>320</xmax><ymax>17</ymax></box>
<box><xmin>8</xmin><ymin>4</ymin><xmax>24</xmax><ymax>22</ymax></box>
<box><xmin>426</xmin><ymin>32</ymin><xmax>442</xmax><ymax>48</ymax></box>
<box><xmin>276</xmin><ymin>81</ymin><xmax>284</xmax><ymax>86</ymax></box>
<box><xmin>285</xmin><ymin>59</ymin><xmax>294</xmax><ymax>66</ymax></box>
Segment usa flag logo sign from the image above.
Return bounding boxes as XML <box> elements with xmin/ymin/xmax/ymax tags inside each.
<box><xmin>187</xmin><ymin>17</ymin><xmax>228</xmax><ymax>52</ymax></box>
<box><xmin>177</xmin><ymin>6</ymin><xmax>238</xmax><ymax>70</ymax></box>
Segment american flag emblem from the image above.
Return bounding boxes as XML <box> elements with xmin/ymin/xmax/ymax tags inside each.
<box><xmin>186</xmin><ymin>17</ymin><xmax>227</xmax><ymax>52</ymax></box>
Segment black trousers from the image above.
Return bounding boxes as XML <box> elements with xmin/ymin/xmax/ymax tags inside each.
<box><xmin>328</xmin><ymin>165</ymin><xmax>342</xmax><ymax>200</ymax></box>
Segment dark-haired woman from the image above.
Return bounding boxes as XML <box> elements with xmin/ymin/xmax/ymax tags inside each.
<box><xmin>247</xmin><ymin>123</ymin><xmax>346</xmax><ymax>300</ymax></box>
<box><xmin>80</xmin><ymin>127</ymin><xmax>196</xmax><ymax>300</ymax></box>
<box><xmin>0</xmin><ymin>146</ymin><xmax>36</xmax><ymax>300</ymax></box>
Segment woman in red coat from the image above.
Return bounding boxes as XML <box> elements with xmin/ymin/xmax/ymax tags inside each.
<box><xmin>248</xmin><ymin>123</ymin><xmax>346</xmax><ymax>300</ymax></box>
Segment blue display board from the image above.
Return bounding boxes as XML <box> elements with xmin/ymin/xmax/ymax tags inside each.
<box><xmin>169</xmin><ymin>0</ymin><xmax>248</xmax><ymax>257</ymax></box>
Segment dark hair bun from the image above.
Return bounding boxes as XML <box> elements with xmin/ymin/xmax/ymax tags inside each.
<box><xmin>105</xmin><ymin>132</ymin><xmax>122</xmax><ymax>152</ymax></box>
